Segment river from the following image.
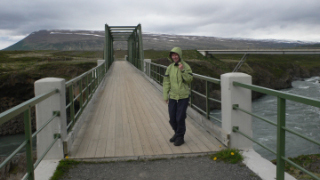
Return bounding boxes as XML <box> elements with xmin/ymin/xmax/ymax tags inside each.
<box><xmin>0</xmin><ymin>134</ymin><xmax>36</xmax><ymax>157</ymax></box>
<box><xmin>211</xmin><ymin>76</ymin><xmax>320</xmax><ymax>160</ymax></box>
<box><xmin>1</xmin><ymin>77</ymin><xmax>320</xmax><ymax>159</ymax></box>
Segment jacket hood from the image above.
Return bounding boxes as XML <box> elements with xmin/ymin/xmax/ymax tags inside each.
<box><xmin>169</xmin><ymin>47</ymin><xmax>182</xmax><ymax>62</ymax></box>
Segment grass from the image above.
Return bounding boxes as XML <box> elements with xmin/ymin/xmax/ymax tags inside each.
<box><xmin>0</xmin><ymin>50</ymin><xmax>100</xmax><ymax>77</ymax></box>
<box><xmin>50</xmin><ymin>159</ymin><xmax>80</xmax><ymax>180</ymax></box>
<box><xmin>271</xmin><ymin>154</ymin><xmax>320</xmax><ymax>179</ymax></box>
<box><xmin>210</xmin><ymin>148</ymin><xmax>244</xmax><ymax>164</ymax></box>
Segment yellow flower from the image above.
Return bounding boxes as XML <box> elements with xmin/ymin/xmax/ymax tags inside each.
<box><xmin>219</xmin><ymin>145</ymin><xmax>222</xmax><ymax>148</ymax></box>
<box><xmin>213</xmin><ymin>157</ymin><xmax>217</xmax><ymax>161</ymax></box>
<box><xmin>231</xmin><ymin>152</ymin><xmax>234</xmax><ymax>156</ymax></box>
<box><xmin>65</xmin><ymin>156</ymin><xmax>69</xmax><ymax>159</ymax></box>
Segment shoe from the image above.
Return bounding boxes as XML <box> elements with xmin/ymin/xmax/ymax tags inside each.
<box><xmin>174</xmin><ymin>137</ymin><xmax>184</xmax><ymax>146</ymax></box>
<box><xmin>170</xmin><ymin>134</ymin><xmax>178</xmax><ymax>143</ymax></box>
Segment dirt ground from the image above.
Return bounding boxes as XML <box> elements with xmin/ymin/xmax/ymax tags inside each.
<box><xmin>58</xmin><ymin>156</ymin><xmax>262</xmax><ymax>180</ymax></box>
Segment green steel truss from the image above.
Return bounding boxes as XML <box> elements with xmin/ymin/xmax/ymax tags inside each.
<box><xmin>104</xmin><ymin>24</ymin><xmax>144</xmax><ymax>71</ymax></box>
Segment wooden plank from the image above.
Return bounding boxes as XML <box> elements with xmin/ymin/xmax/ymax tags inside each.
<box><xmin>126</xmin><ymin>69</ymin><xmax>155</xmax><ymax>156</ymax></box>
<box><xmin>185</xmin><ymin>118</ymin><xmax>219</xmax><ymax>151</ymax></box>
<box><xmin>120</xmin><ymin>66</ymin><xmax>135</xmax><ymax>157</ymax></box>
<box><xmin>114</xmin><ymin>64</ymin><xmax>126</xmax><ymax>157</ymax></box>
<box><xmin>133</xmin><ymin>80</ymin><xmax>179</xmax><ymax>154</ymax></box>
<box><xmin>123</xmin><ymin>77</ymin><xmax>144</xmax><ymax>156</ymax></box>
<box><xmin>132</xmin><ymin>83</ymin><xmax>172</xmax><ymax>155</ymax></box>
<box><xmin>84</xmin><ymin>93</ymin><xmax>108</xmax><ymax>157</ymax></box>
<box><xmin>86</xmin><ymin>66</ymin><xmax>118</xmax><ymax>158</ymax></box>
<box><xmin>104</xmin><ymin>69</ymin><xmax>119</xmax><ymax>157</ymax></box>
<box><xmin>138</xmin><ymin>67</ymin><xmax>221</xmax><ymax>153</ymax></box>
<box><xmin>138</xmin><ymin>78</ymin><xmax>201</xmax><ymax>153</ymax></box>
<box><xmin>186</xmin><ymin>116</ymin><xmax>224</xmax><ymax>150</ymax></box>
<box><xmin>74</xmin><ymin>97</ymin><xmax>104</xmax><ymax>158</ymax></box>
<box><xmin>130</xmin><ymin>83</ymin><xmax>164</xmax><ymax>155</ymax></box>
<box><xmin>70</xmin><ymin>60</ymin><xmax>224</xmax><ymax>159</ymax></box>
<box><xmin>134</xmin><ymin>71</ymin><xmax>195</xmax><ymax>154</ymax></box>
<box><xmin>94</xmin><ymin>69</ymin><xmax>117</xmax><ymax>157</ymax></box>
<box><xmin>131</xmin><ymin>67</ymin><xmax>193</xmax><ymax>154</ymax></box>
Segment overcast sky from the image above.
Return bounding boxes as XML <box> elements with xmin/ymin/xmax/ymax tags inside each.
<box><xmin>1</xmin><ymin>0</ymin><xmax>320</xmax><ymax>50</ymax></box>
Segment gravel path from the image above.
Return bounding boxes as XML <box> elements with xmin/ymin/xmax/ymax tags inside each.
<box><xmin>59</xmin><ymin>156</ymin><xmax>261</xmax><ymax>180</ymax></box>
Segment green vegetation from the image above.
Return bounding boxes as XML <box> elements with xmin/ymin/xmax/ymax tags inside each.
<box><xmin>271</xmin><ymin>154</ymin><xmax>320</xmax><ymax>179</ymax></box>
<box><xmin>0</xmin><ymin>50</ymin><xmax>101</xmax><ymax>81</ymax></box>
<box><xmin>210</xmin><ymin>148</ymin><xmax>244</xmax><ymax>164</ymax></box>
<box><xmin>213</xmin><ymin>54</ymin><xmax>320</xmax><ymax>68</ymax></box>
<box><xmin>50</xmin><ymin>159</ymin><xmax>80</xmax><ymax>180</ymax></box>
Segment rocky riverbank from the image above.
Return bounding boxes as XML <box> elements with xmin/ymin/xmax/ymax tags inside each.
<box><xmin>153</xmin><ymin>55</ymin><xmax>320</xmax><ymax>111</ymax></box>
<box><xmin>0</xmin><ymin>151</ymin><xmax>37</xmax><ymax>180</ymax></box>
<box><xmin>0</xmin><ymin>61</ymin><xmax>96</xmax><ymax>136</ymax></box>
<box><xmin>1</xmin><ymin>51</ymin><xmax>320</xmax><ymax>136</ymax></box>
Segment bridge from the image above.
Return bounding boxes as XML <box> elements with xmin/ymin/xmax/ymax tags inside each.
<box><xmin>1</xmin><ymin>24</ymin><xmax>320</xmax><ymax>180</ymax></box>
<box><xmin>69</xmin><ymin>60</ymin><xmax>222</xmax><ymax>159</ymax></box>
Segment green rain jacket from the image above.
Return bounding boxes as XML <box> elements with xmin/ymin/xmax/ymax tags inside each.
<box><xmin>163</xmin><ymin>47</ymin><xmax>193</xmax><ymax>101</ymax></box>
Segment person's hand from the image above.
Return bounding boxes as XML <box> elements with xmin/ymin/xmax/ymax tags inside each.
<box><xmin>165</xmin><ymin>100</ymin><xmax>168</xmax><ymax>104</ymax></box>
<box><xmin>178</xmin><ymin>62</ymin><xmax>183</xmax><ymax>71</ymax></box>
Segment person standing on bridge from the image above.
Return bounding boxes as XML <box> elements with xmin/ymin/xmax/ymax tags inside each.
<box><xmin>163</xmin><ymin>47</ymin><xmax>193</xmax><ymax>146</ymax></box>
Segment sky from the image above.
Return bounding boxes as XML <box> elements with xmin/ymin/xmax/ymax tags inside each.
<box><xmin>1</xmin><ymin>0</ymin><xmax>320</xmax><ymax>50</ymax></box>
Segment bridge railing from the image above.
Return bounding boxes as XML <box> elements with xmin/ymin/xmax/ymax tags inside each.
<box><xmin>144</xmin><ymin>60</ymin><xmax>222</xmax><ymax>123</ymax></box>
<box><xmin>65</xmin><ymin>61</ymin><xmax>106</xmax><ymax>131</ymax></box>
<box><xmin>0</xmin><ymin>89</ymin><xmax>59</xmax><ymax>180</ymax></box>
<box><xmin>144</xmin><ymin>59</ymin><xmax>319</xmax><ymax>180</ymax></box>
<box><xmin>0</xmin><ymin>60</ymin><xmax>108</xmax><ymax>180</ymax></box>
<box><xmin>232</xmin><ymin>81</ymin><xmax>320</xmax><ymax>180</ymax></box>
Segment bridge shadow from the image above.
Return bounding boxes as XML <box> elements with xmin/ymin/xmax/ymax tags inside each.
<box><xmin>69</xmin><ymin>60</ymin><xmax>223</xmax><ymax>160</ymax></box>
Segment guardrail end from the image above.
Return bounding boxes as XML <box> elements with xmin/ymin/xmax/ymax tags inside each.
<box><xmin>232</xmin><ymin>104</ymin><xmax>239</xmax><ymax>109</ymax></box>
<box><xmin>232</xmin><ymin>126</ymin><xmax>239</xmax><ymax>132</ymax></box>
<box><xmin>54</xmin><ymin>133</ymin><xmax>61</xmax><ymax>139</ymax></box>
<box><xmin>53</xmin><ymin>111</ymin><xmax>60</xmax><ymax>116</ymax></box>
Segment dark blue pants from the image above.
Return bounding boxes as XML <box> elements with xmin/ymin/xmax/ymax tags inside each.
<box><xmin>168</xmin><ymin>98</ymin><xmax>189</xmax><ymax>138</ymax></box>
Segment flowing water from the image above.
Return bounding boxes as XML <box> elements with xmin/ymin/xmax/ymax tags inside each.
<box><xmin>0</xmin><ymin>134</ymin><xmax>36</xmax><ymax>157</ymax></box>
<box><xmin>1</xmin><ymin>77</ymin><xmax>320</xmax><ymax>159</ymax></box>
<box><xmin>211</xmin><ymin>76</ymin><xmax>320</xmax><ymax>160</ymax></box>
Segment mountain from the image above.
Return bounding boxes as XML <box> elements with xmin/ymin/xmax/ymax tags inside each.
<box><xmin>3</xmin><ymin>30</ymin><xmax>318</xmax><ymax>51</ymax></box>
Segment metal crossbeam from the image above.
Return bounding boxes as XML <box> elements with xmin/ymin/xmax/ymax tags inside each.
<box><xmin>104</xmin><ymin>24</ymin><xmax>144</xmax><ymax>71</ymax></box>
<box><xmin>233</xmin><ymin>54</ymin><xmax>248</xmax><ymax>72</ymax></box>
<box><xmin>198</xmin><ymin>49</ymin><xmax>320</xmax><ymax>55</ymax></box>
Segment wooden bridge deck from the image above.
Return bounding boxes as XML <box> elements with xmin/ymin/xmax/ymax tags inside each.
<box><xmin>69</xmin><ymin>60</ymin><xmax>223</xmax><ymax>160</ymax></box>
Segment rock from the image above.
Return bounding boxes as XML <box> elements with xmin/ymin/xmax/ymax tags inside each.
<box><xmin>0</xmin><ymin>151</ymin><xmax>37</xmax><ymax>180</ymax></box>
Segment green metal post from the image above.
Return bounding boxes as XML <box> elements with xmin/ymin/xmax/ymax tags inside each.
<box><xmin>206</xmin><ymin>81</ymin><xmax>209</xmax><ymax>119</ymax></box>
<box><xmin>133</xmin><ymin>33</ymin><xmax>137</xmax><ymax>67</ymax></box>
<box><xmin>110</xmin><ymin>38</ymin><xmax>114</xmax><ymax>64</ymax></box>
<box><xmin>24</xmin><ymin>108</ymin><xmax>34</xmax><ymax>180</ymax></box>
<box><xmin>69</xmin><ymin>85</ymin><xmax>75</xmax><ymax>128</ymax></box>
<box><xmin>88</xmin><ymin>73</ymin><xmax>91</xmax><ymax>97</ymax></box>
<box><xmin>86</xmin><ymin>73</ymin><xmax>89</xmax><ymax>103</ymax></box>
<box><xmin>94</xmin><ymin>69</ymin><xmax>98</xmax><ymax>90</ymax></box>
<box><xmin>157</xmin><ymin>66</ymin><xmax>160</xmax><ymax>83</ymax></box>
<box><xmin>128</xmin><ymin>37</ymin><xmax>133</xmax><ymax>64</ymax></box>
<box><xmin>79</xmin><ymin>79</ymin><xmax>83</xmax><ymax>114</ymax></box>
<box><xmin>190</xmin><ymin>82</ymin><xmax>193</xmax><ymax>107</ymax></box>
<box><xmin>276</xmin><ymin>97</ymin><xmax>286</xmax><ymax>180</ymax></box>
<box><xmin>153</xmin><ymin>65</ymin><xmax>155</xmax><ymax>80</ymax></box>
<box><xmin>90</xmin><ymin>72</ymin><xmax>93</xmax><ymax>94</ymax></box>
<box><xmin>138</xmin><ymin>24</ymin><xmax>144</xmax><ymax>72</ymax></box>
<box><xmin>97</xmin><ymin>67</ymin><xmax>99</xmax><ymax>85</ymax></box>
<box><xmin>93</xmin><ymin>71</ymin><xmax>96</xmax><ymax>92</ymax></box>
<box><xmin>104</xmin><ymin>24</ymin><xmax>109</xmax><ymax>72</ymax></box>
<box><xmin>92</xmin><ymin>71</ymin><xmax>95</xmax><ymax>92</ymax></box>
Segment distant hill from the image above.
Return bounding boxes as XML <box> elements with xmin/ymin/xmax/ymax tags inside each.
<box><xmin>3</xmin><ymin>30</ymin><xmax>318</xmax><ymax>51</ymax></box>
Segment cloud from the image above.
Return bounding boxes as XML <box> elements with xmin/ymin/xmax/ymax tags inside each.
<box><xmin>0</xmin><ymin>0</ymin><xmax>320</xmax><ymax>49</ymax></box>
